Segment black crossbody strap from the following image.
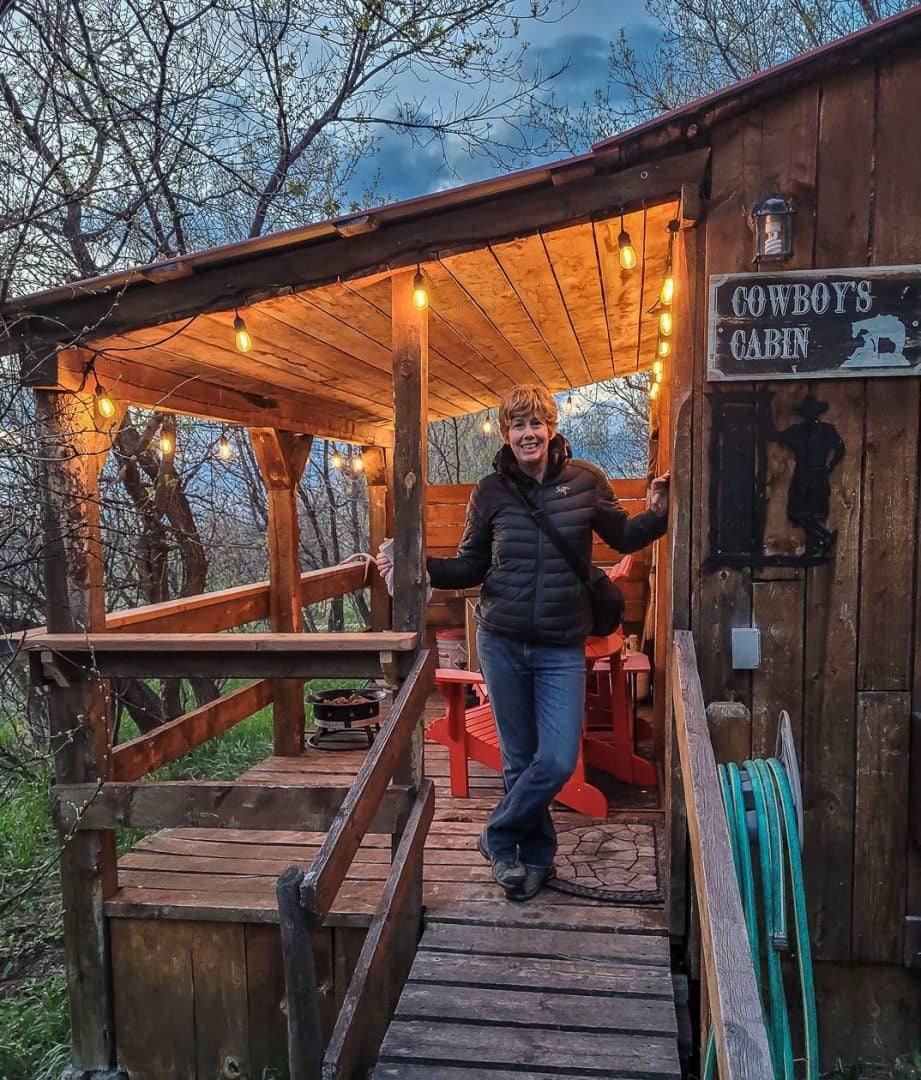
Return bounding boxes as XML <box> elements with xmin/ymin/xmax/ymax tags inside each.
<box><xmin>503</xmin><ymin>477</ymin><xmax>592</xmax><ymax>587</ymax></box>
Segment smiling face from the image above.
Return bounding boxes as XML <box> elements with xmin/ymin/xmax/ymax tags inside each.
<box><xmin>506</xmin><ymin>412</ymin><xmax>554</xmax><ymax>477</ymax></box>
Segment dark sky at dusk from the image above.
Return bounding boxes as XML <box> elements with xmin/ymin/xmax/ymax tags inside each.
<box><xmin>348</xmin><ymin>0</ymin><xmax>662</xmax><ymax>206</ymax></box>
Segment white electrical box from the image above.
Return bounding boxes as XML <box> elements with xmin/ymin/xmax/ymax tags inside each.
<box><xmin>731</xmin><ymin>627</ymin><xmax>761</xmax><ymax>669</ymax></box>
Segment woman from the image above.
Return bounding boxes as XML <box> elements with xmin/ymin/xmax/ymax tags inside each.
<box><xmin>378</xmin><ymin>385</ymin><xmax>669</xmax><ymax>901</ymax></box>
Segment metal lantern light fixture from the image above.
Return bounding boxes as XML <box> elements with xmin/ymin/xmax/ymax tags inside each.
<box><xmin>751</xmin><ymin>194</ymin><xmax>794</xmax><ymax>263</ymax></box>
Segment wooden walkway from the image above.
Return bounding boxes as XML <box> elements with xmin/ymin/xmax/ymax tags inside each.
<box><xmin>373</xmin><ymin>917</ymin><xmax>680</xmax><ymax>1079</ymax></box>
<box><xmin>108</xmin><ymin>703</ymin><xmax>681</xmax><ymax>1077</ymax></box>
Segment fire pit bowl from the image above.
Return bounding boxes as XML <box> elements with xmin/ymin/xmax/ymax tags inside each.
<box><xmin>307</xmin><ymin>687</ymin><xmax>387</xmax><ymax>727</ymax></box>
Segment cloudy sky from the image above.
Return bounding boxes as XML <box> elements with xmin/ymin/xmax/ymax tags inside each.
<box><xmin>348</xmin><ymin>0</ymin><xmax>662</xmax><ymax>206</ymax></box>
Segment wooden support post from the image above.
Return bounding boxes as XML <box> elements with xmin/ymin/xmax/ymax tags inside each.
<box><xmin>250</xmin><ymin>429</ymin><xmax>313</xmax><ymax>756</ymax></box>
<box><xmin>363</xmin><ymin>447</ymin><xmax>392</xmax><ymax>632</ymax></box>
<box><xmin>277</xmin><ymin>866</ymin><xmax>324</xmax><ymax>1080</ymax></box>
<box><xmin>35</xmin><ymin>381</ymin><xmax>123</xmax><ymax>1076</ymax></box>
<box><xmin>391</xmin><ymin>268</ymin><xmax>428</xmax><ymax>791</ymax></box>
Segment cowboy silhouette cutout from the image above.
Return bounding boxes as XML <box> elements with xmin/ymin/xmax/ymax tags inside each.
<box><xmin>767</xmin><ymin>395</ymin><xmax>845</xmax><ymax>557</ymax></box>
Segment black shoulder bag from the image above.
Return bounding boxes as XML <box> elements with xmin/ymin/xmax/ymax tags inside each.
<box><xmin>504</xmin><ymin>478</ymin><xmax>624</xmax><ymax>637</ymax></box>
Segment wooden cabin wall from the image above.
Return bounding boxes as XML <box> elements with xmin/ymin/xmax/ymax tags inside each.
<box><xmin>425</xmin><ymin>478</ymin><xmax>654</xmax><ymax>640</ymax></box>
<box><xmin>682</xmin><ymin>43</ymin><xmax>921</xmax><ymax>1059</ymax></box>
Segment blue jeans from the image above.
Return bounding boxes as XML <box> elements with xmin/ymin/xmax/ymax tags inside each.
<box><xmin>476</xmin><ymin>629</ymin><xmax>586</xmax><ymax>869</ymax></box>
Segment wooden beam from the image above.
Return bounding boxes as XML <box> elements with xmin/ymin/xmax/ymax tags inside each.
<box><xmin>300</xmin><ymin>650</ymin><xmax>434</xmax><ymax>924</ymax></box>
<box><xmin>8</xmin><ymin>149</ymin><xmax>710</xmax><ymax>347</ymax></box>
<box><xmin>322</xmin><ymin>779</ymin><xmax>434</xmax><ymax>1080</ymax></box>
<box><xmin>111</xmin><ymin>680</ymin><xmax>273</xmax><ymax>782</ymax></box>
<box><xmin>363</xmin><ymin>447</ymin><xmax>392</xmax><ymax>632</ymax></box>
<box><xmin>251</xmin><ymin>429</ymin><xmax>313</xmax><ymax>755</ymax></box>
<box><xmin>29</xmin><ymin>347</ymin><xmax>393</xmax><ymax>446</ymax></box>
<box><xmin>53</xmin><ymin>781</ymin><xmax>413</xmax><ymax>833</ymax></box>
<box><xmin>33</xmin><ymin>385</ymin><xmax>120</xmax><ymax>1072</ymax></box>
<box><xmin>390</xmin><ymin>267</ymin><xmax>428</xmax><ymax>789</ymax></box>
<box><xmin>671</xmin><ymin>631</ymin><xmax>773</xmax><ymax>1079</ymax></box>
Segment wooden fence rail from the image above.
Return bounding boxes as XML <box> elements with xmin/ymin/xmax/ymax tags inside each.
<box><xmin>671</xmin><ymin>630</ymin><xmax>773</xmax><ymax>1079</ymax></box>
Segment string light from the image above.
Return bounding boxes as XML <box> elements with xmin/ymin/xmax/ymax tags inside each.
<box><xmin>94</xmin><ymin>378</ymin><xmax>115</xmax><ymax>419</ymax></box>
<box><xmin>330</xmin><ymin>449</ymin><xmax>344</xmax><ymax>469</ymax></box>
<box><xmin>617</xmin><ymin>211</ymin><xmax>637</xmax><ymax>271</ymax></box>
<box><xmin>234</xmin><ymin>309</ymin><xmax>252</xmax><ymax>353</ymax></box>
<box><xmin>158</xmin><ymin>424</ymin><xmax>174</xmax><ymax>455</ymax></box>
<box><xmin>351</xmin><ymin>452</ymin><xmax>365</xmax><ymax>474</ymax></box>
<box><xmin>649</xmin><ymin>381</ymin><xmax>660</xmax><ymax>401</ymax></box>
<box><xmin>659</xmin><ymin>310</ymin><xmax>673</xmax><ymax>337</ymax></box>
<box><xmin>564</xmin><ymin>392</ymin><xmax>574</xmax><ymax>414</ymax></box>
<box><xmin>661</xmin><ymin>274</ymin><xmax>674</xmax><ymax>306</ymax></box>
<box><xmin>481</xmin><ymin>415</ymin><xmax>493</xmax><ymax>435</ymax></box>
<box><xmin>412</xmin><ymin>266</ymin><xmax>428</xmax><ymax>311</ymax></box>
<box><xmin>653</xmin><ymin>359</ymin><xmax>663</xmax><ymax>377</ymax></box>
<box><xmin>217</xmin><ymin>433</ymin><xmax>233</xmax><ymax>460</ymax></box>
<box><xmin>658</xmin><ymin>339</ymin><xmax>670</xmax><ymax>358</ymax></box>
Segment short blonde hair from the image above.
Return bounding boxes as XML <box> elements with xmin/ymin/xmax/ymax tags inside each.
<box><xmin>498</xmin><ymin>385</ymin><xmax>558</xmax><ymax>439</ymax></box>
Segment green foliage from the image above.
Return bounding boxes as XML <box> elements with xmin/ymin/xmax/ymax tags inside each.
<box><xmin>0</xmin><ymin>974</ymin><xmax>70</xmax><ymax>1080</ymax></box>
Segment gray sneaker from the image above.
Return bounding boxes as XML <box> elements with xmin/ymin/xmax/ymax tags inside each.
<box><xmin>507</xmin><ymin>863</ymin><xmax>556</xmax><ymax>902</ymax></box>
<box><xmin>477</xmin><ymin>832</ymin><xmax>526</xmax><ymax>891</ymax></box>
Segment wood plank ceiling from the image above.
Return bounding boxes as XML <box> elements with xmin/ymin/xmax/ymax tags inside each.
<box><xmin>87</xmin><ymin>201</ymin><xmax>676</xmax><ymax>443</ymax></box>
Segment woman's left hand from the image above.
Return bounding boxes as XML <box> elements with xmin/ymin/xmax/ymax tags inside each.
<box><xmin>650</xmin><ymin>470</ymin><xmax>670</xmax><ymax>517</ymax></box>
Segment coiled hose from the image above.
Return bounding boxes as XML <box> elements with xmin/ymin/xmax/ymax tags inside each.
<box><xmin>701</xmin><ymin>757</ymin><xmax>818</xmax><ymax>1079</ymax></box>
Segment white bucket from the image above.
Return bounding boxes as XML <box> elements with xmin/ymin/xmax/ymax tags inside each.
<box><xmin>436</xmin><ymin>628</ymin><xmax>467</xmax><ymax>670</ymax></box>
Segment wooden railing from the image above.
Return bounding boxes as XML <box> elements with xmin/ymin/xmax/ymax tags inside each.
<box><xmin>276</xmin><ymin>649</ymin><xmax>436</xmax><ymax>1080</ymax></box>
<box><xmin>12</xmin><ymin>561</ymin><xmax>371</xmax><ymax>787</ymax></box>
<box><xmin>672</xmin><ymin>630</ymin><xmax>773</xmax><ymax>1079</ymax></box>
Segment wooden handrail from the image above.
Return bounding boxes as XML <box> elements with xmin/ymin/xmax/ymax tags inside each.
<box><xmin>672</xmin><ymin>630</ymin><xmax>773</xmax><ymax>1079</ymax></box>
<box><xmin>322</xmin><ymin>778</ymin><xmax>435</xmax><ymax>1080</ymax></box>
<box><xmin>299</xmin><ymin>649</ymin><xmax>435</xmax><ymax>925</ymax></box>
<box><xmin>111</xmin><ymin>679</ymin><xmax>274</xmax><ymax>782</ymax></box>
<box><xmin>7</xmin><ymin>561</ymin><xmax>369</xmax><ymax>643</ymax></box>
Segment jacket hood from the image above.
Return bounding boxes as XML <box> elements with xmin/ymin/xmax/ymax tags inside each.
<box><xmin>492</xmin><ymin>433</ymin><xmax>572</xmax><ymax>486</ymax></box>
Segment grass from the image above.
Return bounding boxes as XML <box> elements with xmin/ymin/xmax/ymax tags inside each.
<box><xmin>0</xmin><ymin>678</ymin><xmax>359</xmax><ymax>1079</ymax></box>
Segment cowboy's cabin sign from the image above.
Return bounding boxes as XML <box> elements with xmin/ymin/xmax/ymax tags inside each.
<box><xmin>708</xmin><ymin>265</ymin><xmax>921</xmax><ymax>380</ymax></box>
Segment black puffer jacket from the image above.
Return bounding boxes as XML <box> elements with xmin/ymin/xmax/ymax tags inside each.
<box><xmin>427</xmin><ymin>435</ymin><xmax>667</xmax><ymax>645</ymax></box>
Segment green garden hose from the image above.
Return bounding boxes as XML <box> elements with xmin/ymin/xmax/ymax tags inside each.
<box><xmin>702</xmin><ymin>757</ymin><xmax>818</xmax><ymax>1079</ymax></box>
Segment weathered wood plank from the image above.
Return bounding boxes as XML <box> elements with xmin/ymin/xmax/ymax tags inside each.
<box><xmin>301</xmin><ymin>651</ymin><xmax>435</xmax><ymax>923</ymax></box>
<box><xmin>378</xmin><ymin>1021</ymin><xmax>679</xmax><ymax>1075</ymax></box>
<box><xmin>419</xmin><ymin>923</ymin><xmax>668</xmax><ymax>967</ymax></box>
<box><xmin>852</xmin><ymin>692</ymin><xmax>912</xmax><ymax>962</ymax></box>
<box><xmin>408</xmin><ymin>950</ymin><xmax>673</xmax><ymax>997</ymax></box>
<box><xmin>323</xmin><ymin>779</ymin><xmax>434</xmax><ymax>1080</ymax></box>
<box><xmin>54</xmin><ymin>780</ymin><xmax>412</xmax><ymax>832</ymax></box>
<box><xmin>394</xmin><ymin>981</ymin><xmax>678</xmax><ymax>1035</ymax></box>
<box><xmin>189</xmin><ymin>922</ymin><xmax>252</xmax><ymax>1079</ymax></box>
<box><xmin>373</xmin><ymin>1067</ymin><xmax>635</xmax><ymax>1080</ymax></box>
<box><xmin>751</xmin><ymin>579</ymin><xmax>805</xmax><ymax>759</ymax></box>
<box><xmin>426</xmin><ymin>901</ymin><xmax>667</xmax><ymax>933</ymax></box>
<box><xmin>672</xmin><ymin>631</ymin><xmax>773</xmax><ymax>1079</ymax></box>
<box><xmin>245</xmin><ymin>923</ymin><xmax>290</xmax><ymax>1074</ymax></box>
<box><xmin>112</xmin><ymin>679</ymin><xmax>273</xmax><ymax>781</ymax></box>
<box><xmin>111</xmin><ymin>919</ymin><xmax>196</xmax><ymax>1078</ymax></box>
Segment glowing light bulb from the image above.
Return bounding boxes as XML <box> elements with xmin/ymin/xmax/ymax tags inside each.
<box><xmin>482</xmin><ymin>416</ymin><xmax>492</xmax><ymax>435</ymax></box>
<box><xmin>351</xmin><ymin>453</ymin><xmax>365</xmax><ymax>474</ymax></box>
<box><xmin>412</xmin><ymin>269</ymin><xmax>428</xmax><ymax>311</ymax></box>
<box><xmin>564</xmin><ymin>393</ymin><xmax>574</xmax><ymax>414</ymax></box>
<box><xmin>654</xmin><ymin>370</ymin><xmax>663</xmax><ymax>383</ymax></box>
<box><xmin>95</xmin><ymin>382</ymin><xmax>115</xmax><ymax>419</ymax></box>
<box><xmin>649</xmin><ymin>381</ymin><xmax>660</xmax><ymax>401</ymax></box>
<box><xmin>653</xmin><ymin>359</ymin><xmax>663</xmax><ymax>377</ymax></box>
<box><xmin>218</xmin><ymin>434</ymin><xmax>233</xmax><ymax>460</ymax></box>
<box><xmin>659</xmin><ymin>310</ymin><xmax>673</xmax><ymax>336</ymax></box>
<box><xmin>159</xmin><ymin>430</ymin><xmax>174</xmax><ymax>454</ymax></box>
<box><xmin>658</xmin><ymin>339</ymin><xmax>670</xmax><ymax>358</ymax></box>
<box><xmin>660</xmin><ymin>275</ymin><xmax>674</xmax><ymax>306</ymax></box>
<box><xmin>234</xmin><ymin>313</ymin><xmax>252</xmax><ymax>353</ymax></box>
<box><xmin>330</xmin><ymin>450</ymin><xmax>343</xmax><ymax>469</ymax></box>
<box><xmin>618</xmin><ymin>229</ymin><xmax>637</xmax><ymax>270</ymax></box>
